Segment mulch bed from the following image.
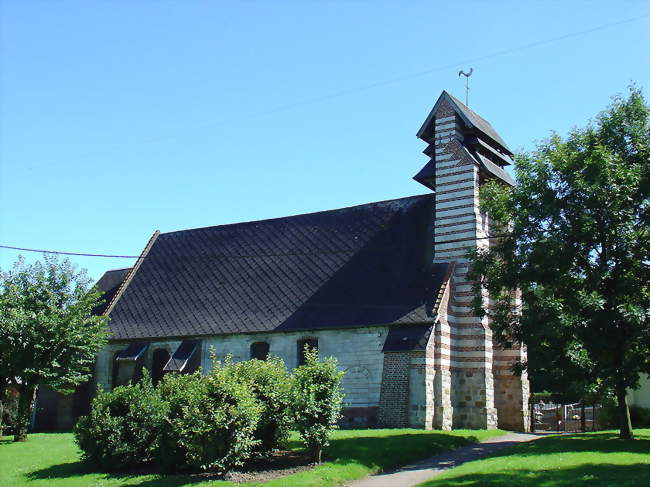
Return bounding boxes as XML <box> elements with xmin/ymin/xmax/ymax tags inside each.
<box><xmin>112</xmin><ymin>450</ymin><xmax>316</xmax><ymax>483</ymax></box>
<box><xmin>189</xmin><ymin>450</ymin><xmax>316</xmax><ymax>484</ymax></box>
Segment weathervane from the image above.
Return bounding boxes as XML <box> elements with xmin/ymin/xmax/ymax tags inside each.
<box><xmin>458</xmin><ymin>68</ymin><xmax>473</xmax><ymax>106</ymax></box>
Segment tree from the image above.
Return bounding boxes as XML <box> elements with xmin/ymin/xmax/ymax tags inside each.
<box><xmin>0</xmin><ymin>255</ymin><xmax>109</xmax><ymax>441</ymax></box>
<box><xmin>468</xmin><ymin>86</ymin><xmax>649</xmax><ymax>439</ymax></box>
<box><xmin>292</xmin><ymin>346</ymin><xmax>344</xmax><ymax>463</ymax></box>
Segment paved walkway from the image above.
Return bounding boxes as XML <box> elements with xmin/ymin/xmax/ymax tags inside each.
<box><xmin>345</xmin><ymin>432</ymin><xmax>539</xmax><ymax>487</ymax></box>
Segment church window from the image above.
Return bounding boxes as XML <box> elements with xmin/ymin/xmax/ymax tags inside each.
<box><xmin>250</xmin><ymin>341</ymin><xmax>270</xmax><ymax>360</ymax></box>
<box><xmin>297</xmin><ymin>338</ymin><xmax>318</xmax><ymax>366</ymax></box>
<box><xmin>152</xmin><ymin>348</ymin><xmax>170</xmax><ymax>385</ymax></box>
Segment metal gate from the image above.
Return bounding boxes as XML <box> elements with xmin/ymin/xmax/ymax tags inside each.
<box><xmin>531</xmin><ymin>401</ymin><xmax>603</xmax><ymax>432</ymax></box>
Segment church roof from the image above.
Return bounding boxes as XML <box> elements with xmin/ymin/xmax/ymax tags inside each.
<box><xmin>104</xmin><ymin>194</ymin><xmax>452</xmax><ymax>340</ymax></box>
<box><xmin>93</xmin><ymin>267</ymin><xmax>131</xmax><ymax>315</ymax></box>
<box><xmin>417</xmin><ymin>90</ymin><xmax>513</xmax><ymax>155</ymax></box>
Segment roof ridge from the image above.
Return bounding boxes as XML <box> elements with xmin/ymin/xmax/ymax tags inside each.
<box><xmin>161</xmin><ymin>193</ymin><xmax>433</xmax><ymax>236</ymax></box>
<box><xmin>444</xmin><ymin>91</ymin><xmax>494</xmax><ymax>127</ymax></box>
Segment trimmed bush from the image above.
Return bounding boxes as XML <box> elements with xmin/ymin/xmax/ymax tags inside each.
<box><xmin>156</xmin><ymin>365</ymin><xmax>263</xmax><ymax>472</ymax></box>
<box><xmin>154</xmin><ymin>372</ymin><xmax>205</xmax><ymax>472</ymax></box>
<box><xmin>74</xmin><ymin>373</ymin><xmax>168</xmax><ymax>470</ymax></box>
<box><xmin>227</xmin><ymin>356</ymin><xmax>293</xmax><ymax>453</ymax></box>
<box><xmin>292</xmin><ymin>347</ymin><xmax>344</xmax><ymax>463</ymax></box>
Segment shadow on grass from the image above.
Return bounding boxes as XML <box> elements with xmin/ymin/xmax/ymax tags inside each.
<box><xmin>487</xmin><ymin>432</ymin><xmax>650</xmax><ymax>460</ymax></box>
<box><xmin>27</xmin><ymin>432</ymin><xmax>480</xmax><ymax>486</ymax></box>
<box><xmin>324</xmin><ymin>433</ymin><xmax>479</xmax><ymax>471</ymax></box>
<box><xmin>420</xmin><ymin>463</ymin><xmax>650</xmax><ymax>487</ymax></box>
<box><xmin>26</xmin><ymin>460</ymin><xmax>203</xmax><ymax>487</ymax></box>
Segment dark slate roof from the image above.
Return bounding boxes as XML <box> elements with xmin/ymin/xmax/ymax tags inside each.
<box><xmin>475</xmin><ymin>152</ymin><xmax>515</xmax><ymax>186</ymax></box>
<box><xmin>93</xmin><ymin>268</ymin><xmax>131</xmax><ymax>315</ymax></box>
<box><xmin>417</xmin><ymin>91</ymin><xmax>513</xmax><ymax>155</ymax></box>
<box><xmin>108</xmin><ymin>194</ymin><xmax>451</xmax><ymax>340</ymax></box>
<box><xmin>445</xmin><ymin>92</ymin><xmax>512</xmax><ymax>155</ymax></box>
<box><xmin>382</xmin><ymin>324</ymin><xmax>433</xmax><ymax>352</ymax></box>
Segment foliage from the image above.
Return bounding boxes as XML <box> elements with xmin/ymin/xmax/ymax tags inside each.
<box><xmin>419</xmin><ymin>430</ymin><xmax>650</xmax><ymax>487</ymax></box>
<box><xmin>154</xmin><ymin>372</ymin><xmax>207</xmax><ymax>472</ymax></box>
<box><xmin>292</xmin><ymin>347</ymin><xmax>344</xmax><ymax>463</ymax></box>
<box><xmin>226</xmin><ymin>356</ymin><xmax>293</xmax><ymax>453</ymax></box>
<box><xmin>468</xmin><ymin>86</ymin><xmax>650</xmax><ymax>439</ymax></box>
<box><xmin>630</xmin><ymin>405</ymin><xmax>650</xmax><ymax>428</ymax></box>
<box><xmin>0</xmin><ymin>429</ymin><xmax>505</xmax><ymax>487</ymax></box>
<box><xmin>0</xmin><ymin>388</ymin><xmax>18</xmax><ymax>437</ymax></box>
<box><xmin>157</xmin><ymin>364</ymin><xmax>263</xmax><ymax>472</ymax></box>
<box><xmin>601</xmin><ymin>404</ymin><xmax>650</xmax><ymax>429</ymax></box>
<box><xmin>0</xmin><ymin>255</ymin><xmax>109</xmax><ymax>441</ymax></box>
<box><xmin>74</xmin><ymin>372</ymin><xmax>168</xmax><ymax>470</ymax></box>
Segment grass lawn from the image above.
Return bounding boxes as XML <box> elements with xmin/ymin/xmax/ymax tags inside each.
<box><xmin>419</xmin><ymin>429</ymin><xmax>650</xmax><ymax>487</ymax></box>
<box><xmin>0</xmin><ymin>428</ymin><xmax>503</xmax><ymax>487</ymax></box>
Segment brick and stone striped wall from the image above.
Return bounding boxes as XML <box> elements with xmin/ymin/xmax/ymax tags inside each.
<box><xmin>422</xmin><ymin>97</ymin><xmax>529</xmax><ymax>431</ymax></box>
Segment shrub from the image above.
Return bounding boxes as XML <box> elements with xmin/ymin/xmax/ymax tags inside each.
<box><xmin>227</xmin><ymin>356</ymin><xmax>293</xmax><ymax>453</ymax></box>
<box><xmin>154</xmin><ymin>372</ymin><xmax>205</xmax><ymax>472</ymax></box>
<box><xmin>74</xmin><ymin>372</ymin><xmax>168</xmax><ymax>470</ymax></box>
<box><xmin>292</xmin><ymin>347</ymin><xmax>344</xmax><ymax>463</ymax></box>
<box><xmin>156</xmin><ymin>365</ymin><xmax>263</xmax><ymax>472</ymax></box>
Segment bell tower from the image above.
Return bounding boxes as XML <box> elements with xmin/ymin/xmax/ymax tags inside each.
<box><xmin>414</xmin><ymin>91</ymin><xmax>530</xmax><ymax>431</ymax></box>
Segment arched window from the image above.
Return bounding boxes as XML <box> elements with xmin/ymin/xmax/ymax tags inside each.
<box><xmin>297</xmin><ymin>338</ymin><xmax>318</xmax><ymax>366</ymax></box>
<box><xmin>250</xmin><ymin>342</ymin><xmax>270</xmax><ymax>360</ymax></box>
<box><xmin>152</xmin><ymin>348</ymin><xmax>170</xmax><ymax>386</ymax></box>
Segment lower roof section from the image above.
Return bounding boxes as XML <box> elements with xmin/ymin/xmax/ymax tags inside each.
<box><xmin>382</xmin><ymin>324</ymin><xmax>433</xmax><ymax>352</ymax></box>
<box><xmin>106</xmin><ymin>194</ymin><xmax>452</xmax><ymax>340</ymax></box>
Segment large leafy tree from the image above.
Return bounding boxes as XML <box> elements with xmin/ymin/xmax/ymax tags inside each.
<box><xmin>469</xmin><ymin>86</ymin><xmax>649</xmax><ymax>439</ymax></box>
<box><xmin>0</xmin><ymin>255</ymin><xmax>109</xmax><ymax>441</ymax></box>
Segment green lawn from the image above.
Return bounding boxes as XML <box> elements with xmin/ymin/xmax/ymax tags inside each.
<box><xmin>419</xmin><ymin>429</ymin><xmax>650</xmax><ymax>487</ymax></box>
<box><xmin>0</xmin><ymin>428</ymin><xmax>503</xmax><ymax>487</ymax></box>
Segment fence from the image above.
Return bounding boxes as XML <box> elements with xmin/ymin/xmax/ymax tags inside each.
<box><xmin>531</xmin><ymin>401</ymin><xmax>603</xmax><ymax>432</ymax></box>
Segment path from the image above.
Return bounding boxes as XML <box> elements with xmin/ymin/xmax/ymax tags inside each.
<box><xmin>345</xmin><ymin>431</ymin><xmax>539</xmax><ymax>487</ymax></box>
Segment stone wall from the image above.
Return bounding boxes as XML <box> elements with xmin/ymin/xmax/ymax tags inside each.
<box><xmin>96</xmin><ymin>326</ymin><xmax>389</xmax><ymax>427</ymax></box>
<box><xmin>422</xmin><ymin>97</ymin><xmax>529</xmax><ymax>431</ymax></box>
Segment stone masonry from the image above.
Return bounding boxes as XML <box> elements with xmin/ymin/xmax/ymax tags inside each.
<box><xmin>419</xmin><ymin>95</ymin><xmax>530</xmax><ymax>430</ymax></box>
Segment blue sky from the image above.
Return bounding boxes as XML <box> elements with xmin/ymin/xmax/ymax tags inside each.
<box><xmin>1</xmin><ymin>1</ymin><xmax>649</xmax><ymax>281</ymax></box>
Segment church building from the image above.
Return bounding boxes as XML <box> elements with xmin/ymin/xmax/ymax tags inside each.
<box><xmin>36</xmin><ymin>91</ymin><xmax>530</xmax><ymax>432</ymax></box>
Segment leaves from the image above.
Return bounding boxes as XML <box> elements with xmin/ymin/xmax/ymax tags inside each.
<box><xmin>292</xmin><ymin>346</ymin><xmax>344</xmax><ymax>460</ymax></box>
<box><xmin>0</xmin><ymin>255</ymin><xmax>109</xmax><ymax>393</ymax></box>
<box><xmin>468</xmin><ymin>86</ymin><xmax>650</xmax><ymax>404</ymax></box>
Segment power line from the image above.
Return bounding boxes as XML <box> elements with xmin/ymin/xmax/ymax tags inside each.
<box><xmin>0</xmin><ymin>244</ymin><xmax>139</xmax><ymax>259</ymax></box>
<box><xmin>16</xmin><ymin>12</ymin><xmax>650</xmax><ymax>160</ymax></box>
<box><xmin>129</xmin><ymin>12</ymin><xmax>650</xmax><ymax>148</ymax></box>
<box><xmin>0</xmin><ymin>234</ymin><xmax>512</xmax><ymax>260</ymax></box>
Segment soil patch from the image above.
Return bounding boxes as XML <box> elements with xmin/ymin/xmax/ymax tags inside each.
<box><xmin>190</xmin><ymin>450</ymin><xmax>315</xmax><ymax>484</ymax></box>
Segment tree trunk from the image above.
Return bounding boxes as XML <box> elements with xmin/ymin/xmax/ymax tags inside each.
<box><xmin>615</xmin><ymin>381</ymin><xmax>633</xmax><ymax>440</ymax></box>
<box><xmin>0</xmin><ymin>390</ymin><xmax>4</xmax><ymax>438</ymax></box>
<box><xmin>580</xmin><ymin>402</ymin><xmax>586</xmax><ymax>433</ymax></box>
<box><xmin>13</xmin><ymin>386</ymin><xmax>36</xmax><ymax>442</ymax></box>
<box><xmin>312</xmin><ymin>445</ymin><xmax>322</xmax><ymax>464</ymax></box>
<box><xmin>0</xmin><ymin>379</ymin><xmax>6</xmax><ymax>438</ymax></box>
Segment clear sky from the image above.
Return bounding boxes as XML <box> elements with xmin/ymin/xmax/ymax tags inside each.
<box><xmin>1</xmin><ymin>1</ymin><xmax>649</xmax><ymax>281</ymax></box>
